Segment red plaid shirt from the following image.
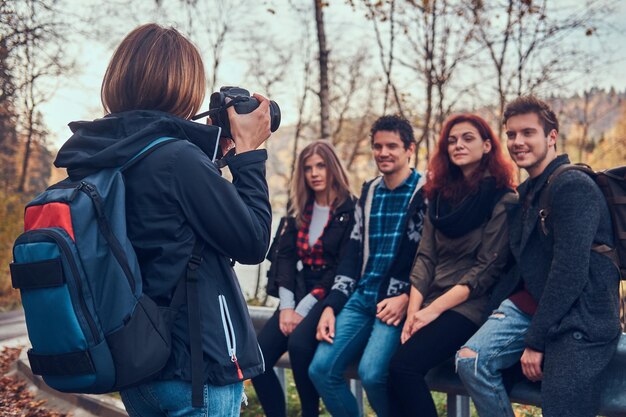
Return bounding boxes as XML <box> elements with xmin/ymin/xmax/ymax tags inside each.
<box><xmin>296</xmin><ymin>202</ymin><xmax>329</xmax><ymax>268</ymax></box>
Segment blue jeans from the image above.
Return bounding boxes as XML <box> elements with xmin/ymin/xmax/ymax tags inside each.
<box><xmin>121</xmin><ymin>379</ymin><xmax>244</xmax><ymax>417</ymax></box>
<box><xmin>309</xmin><ymin>290</ymin><xmax>402</xmax><ymax>417</ymax></box>
<box><xmin>455</xmin><ymin>299</ymin><xmax>530</xmax><ymax>417</ymax></box>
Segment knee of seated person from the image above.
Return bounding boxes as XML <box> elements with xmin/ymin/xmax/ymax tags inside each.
<box><xmin>455</xmin><ymin>347</ymin><xmax>481</xmax><ymax>379</ymax></box>
<box><xmin>458</xmin><ymin>347</ymin><xmax>477</xmax><ymax>359</ymax></box>
<box><xmin>358</xmin><ymin>363</ymin><xmax>386</xmax><ymax>388</ymax></box>
<box><xmin>287</xmin><ymin>336</ymin><xmax>315</xmax><ymax>358</ymax></box>
<box><xmin>308</xmin><ymin>356</ymin><xmax>327</xmax><ymax>382</ymax></box>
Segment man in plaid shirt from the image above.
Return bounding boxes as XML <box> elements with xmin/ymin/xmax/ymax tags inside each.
<box><xmin>309</xmin><ymin>115</ymin><xmax>427</xmax><ymax>417</ymax></box>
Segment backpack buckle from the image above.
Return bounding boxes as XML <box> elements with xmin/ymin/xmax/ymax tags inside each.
<box><xmin>188</xmin><ymin>255</ymin><xmax>203</xmax><ymax>270</ymax></box>
<box><xmin>538</xmin><ymin>209</ymin><xmax>549</xmax><ymax>236</ymax></box>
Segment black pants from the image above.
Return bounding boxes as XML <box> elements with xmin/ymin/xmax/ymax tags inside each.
<box><xmin>388</xmin><ymin>310</ymin><xmax>478</xmax><ymax>417</ymax></box>
<box><xmin>251</xmin><ymin>302</ymin><xmax>325</xmax><ymax>417</ymax></box>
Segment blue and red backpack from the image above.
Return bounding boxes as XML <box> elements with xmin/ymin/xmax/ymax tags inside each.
<box><xmin>9</xmin><ymin>137</ymin><xmax>202</xmax><ymax>397</ymax></box>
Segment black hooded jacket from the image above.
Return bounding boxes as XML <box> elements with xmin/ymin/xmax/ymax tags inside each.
<box><xmin>55</xmin><ymin>110</ymin><xmax>271</xmax><ymax>385</ymax></box>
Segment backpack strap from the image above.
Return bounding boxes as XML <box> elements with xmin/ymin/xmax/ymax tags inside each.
<box><xmin>121</xmin><ymin>137</ymin><xmax>179</xmax><ymax>172</ymax></box>
<box><xmin>537</xmin><ymin>163</ymin><xmax>620</xmax><ymax>273</ymax></box>
<box><xmin>593</xmin><ymin>243</ymin><xmax>620</xmax><ymax>269</ymax></box>
<box><xmin>186</xmin><ymin>240</ymin><xmax>205</xmax><ymax>408</ymax></box>
<box><xmin>124</xmin><ymin>136</ymin><xmax>204</xmax><ymax>406</ymax></box>
<box><xmin>537</xmin><ymin>163</ymin><xmax>595</xmax><ymax>236</ymax></box>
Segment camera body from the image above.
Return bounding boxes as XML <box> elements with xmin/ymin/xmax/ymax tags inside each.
<box><xmin>208</xmin><ymin>86</ymin><xmax>281</xmax><ymax>139</ymax></box>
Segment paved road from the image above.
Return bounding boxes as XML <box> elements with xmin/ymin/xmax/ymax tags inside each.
<box><xmin>0</xmin><ymin>309</ymin><xmax>27</xmax><ymax>342</ymax></box>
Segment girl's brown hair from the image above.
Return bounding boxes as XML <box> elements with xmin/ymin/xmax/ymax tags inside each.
<box><xmin>290</xmin><ymin>141</ymin><xmax>352</xmax><ymax>226</ymax></box>
<box><xmin>101</xmin><ymin>23</ymin><xmax>205</xmax><ymax>119</ymax></box>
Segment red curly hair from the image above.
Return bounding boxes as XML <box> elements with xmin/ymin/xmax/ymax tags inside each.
<box><xmin>423</xmin><ymin>114</ymin><xmax>516</xmax><ymax>202</ymax></box>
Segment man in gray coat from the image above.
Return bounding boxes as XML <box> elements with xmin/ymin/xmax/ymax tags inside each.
<box><xmin>456</xmin><ymin>95</ymin><xmax>621</xmax><ymax>417</ymax></box>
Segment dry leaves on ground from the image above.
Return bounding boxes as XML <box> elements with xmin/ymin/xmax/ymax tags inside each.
<box><xmin>0</xmin><ymin>347</ymin><xmax>70</xmax><ymax>417</ymax></box>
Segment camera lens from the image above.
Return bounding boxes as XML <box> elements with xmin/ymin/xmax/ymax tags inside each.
<box><xmin>269</xmin><ymin>101</ymin><xmax>281</xmax><ymax>132</ymax></box>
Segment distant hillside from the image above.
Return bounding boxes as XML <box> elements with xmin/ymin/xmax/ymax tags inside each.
<box><xmin>550</xmin><ymin>87</ymin><xmax>625</xmax><ymax>144</ymax></box>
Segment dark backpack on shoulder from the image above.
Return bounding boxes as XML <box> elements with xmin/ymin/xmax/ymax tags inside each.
<box><xmin>538</xmin><ymin>163</ymin><xmax>626</xmax><ymax>278</ymax></box>
<box><xmin>9</xmin><ymin>137</ymin><xmax>205</xmax><ymax>405</ymax></box>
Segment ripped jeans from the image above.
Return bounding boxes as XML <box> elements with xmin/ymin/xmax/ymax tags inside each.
<box><xmin>456</xmin><ymin>299</ymin><xmax>531</xmax><ymax>417</ymax></box>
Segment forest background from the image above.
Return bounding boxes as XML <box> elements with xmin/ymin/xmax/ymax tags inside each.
<box><xmin>2</xmin><ymin>0</ymin><xmax>626</xmax><ymax>309</ymax></box>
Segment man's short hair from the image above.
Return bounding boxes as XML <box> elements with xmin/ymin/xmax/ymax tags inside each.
<box><xmin>370</xmin><ymin>115</ymin><xmax>416</xmax><ymax>149</ymax></box>
<box><xmin>503</xmin><ymin>95</ymin><xmax>559</xmax><ymax>136</ymax></box>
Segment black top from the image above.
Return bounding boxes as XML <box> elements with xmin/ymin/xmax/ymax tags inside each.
<box><xmin>267</xmin><ymin>197</ymin><xmax>355</xmax><ymax>301</ymax></box>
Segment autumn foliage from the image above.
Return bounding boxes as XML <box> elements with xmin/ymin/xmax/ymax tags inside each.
<box><xmin>0</xmin><ymin>347</ymin><xmax>69</xmax><ymax>417</ymax></box>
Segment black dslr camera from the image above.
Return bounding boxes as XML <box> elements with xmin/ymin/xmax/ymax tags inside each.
<box><xmin>192</xmin><ymin>86</ymin><xmax>281</xmax><ymax>139</ymax></box>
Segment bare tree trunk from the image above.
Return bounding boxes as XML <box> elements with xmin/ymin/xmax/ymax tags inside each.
<box><xmin>253</xmin><ymin>264</ymin><xmax>263</xmax><ymax>304</ymax></box>
<box><xmin>419</xmin><ymin>2</ymin><xmax>437</xmax><ymax>166</ymax></box>
<box><xmin>346</xmin><ymin>101</ymin><xmax>375</xmax><ymax>172</ymax></box>
<box><xmin>18</xmin><ymin>18</ymin><xmax>35</xmax><ymax>194</ymax></box>
<box><xmin>391</xmin><ymin>0</ymin><xmax>473</xmax><ymax>167</ymax></box>
<box><xmin>209</xmin><ymin>28</ymin><xmax>226</xmax><ymax>93</ymax></box>
<box><xmin>472</xmin><ymin>0</ymin><xmax>513</xmax><ymax>140</ymax></box>
<box><xmin>578</xmin><ymin>90</ymin><xmax>591</xmax><ymax>163</ymax></box>
<box><xmin>314</xmin><ymin>0</ymin><xmax>330</xmax><ymax>140</ymax></box>
<box><xmin>288</xmin><ymin>85</ymin><xmax>308</xmax><ymax>196</ymax></box>
<box><xmin>18</xmin><ymin>110</ymin><xmax>34</xmax><ymax>193</ymax></box>
<box><xmin>419</xmin><ymin>81</ymin><xmax>434</xmax><ymax>167</ymax></box>
<box><xmin>289</xmin><ymin>48</ymin><xmax>312</xmax><ymax>182</ymax></box>
<box><xmin>331</xmin><ymin>47</ymin><xmax>369</xmax><ymax>143</ymax></box>
<box><xmin>368</xmin><ymin>0</ymin><xmax>408</xmax><ymax>119</ymax></box>
<box><xmin>497</xmin><ymin>0</ymin><xmax>514</xmax><ymax>140</ymax></box>
<box><xmin>11</xmin><ymin>0</ymin><xmax>74</xmax><ymax>192</ymax></box>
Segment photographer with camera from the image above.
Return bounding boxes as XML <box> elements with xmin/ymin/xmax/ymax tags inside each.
<box><xmin>54</xmin><ymin>24</ymin><xmax>275</xmax><ymax>417</ymax></box>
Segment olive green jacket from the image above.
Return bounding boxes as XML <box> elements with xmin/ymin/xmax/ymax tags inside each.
<box><xmin>410</xmin><ymin>191</ymin><xmax>517</xmax><ymax>325</ymax></box>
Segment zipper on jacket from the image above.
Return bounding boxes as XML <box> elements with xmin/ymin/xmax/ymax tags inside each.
<box><xmin>78</xmin><ymin>181</ymin><xmax>136</xmax><ymax>293</ymax></box>
<box><xmin>218</xmin><ymin>294</ymin><xmax>243</xmax><ymax>380</ymax></box>
<box><xmin>257</xmin><ymin>343</ymin><xmax>266</xmax><ymax>373</ymax></box>
<box><xmin>18</xmin><ymin>228</ymin><xmax>99</xmax><ymax>345</ymax></box>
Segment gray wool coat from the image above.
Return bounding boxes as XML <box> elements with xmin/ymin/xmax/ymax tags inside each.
<box><xmin>490</xmin><ymin>154</ymin><xmax>621</xmax><ymax>416</ymax></box>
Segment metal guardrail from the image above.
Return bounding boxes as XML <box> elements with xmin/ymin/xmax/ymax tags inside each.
<box><xmin>249</xmin><ymin>305</ymin><xmax>626</xmax><ymax>417</ymax></box>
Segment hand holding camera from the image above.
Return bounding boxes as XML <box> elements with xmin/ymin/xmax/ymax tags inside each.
<box><xmin>193</xmin><ymin>86</ymin><xmax>281</xmax><ymax>155</ymax></box>
<box><xmin>227</xmin><ymin>93</ymin><xmax>271</xmax><ymax>154</ymax></box>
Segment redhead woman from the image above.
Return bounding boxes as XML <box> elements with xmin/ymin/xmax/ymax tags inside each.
<box><xmin>386</xmin><ymin>114</ymin><xmax>517</xmax><ymax>417</ymax></box>
<box><xmin>252</xmin><ymin>140</ymin><xmax>355</xmax><ymax>417</ymax></box>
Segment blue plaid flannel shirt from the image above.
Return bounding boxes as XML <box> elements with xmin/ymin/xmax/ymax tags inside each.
<box><xmin>357</xmin><ymin>169</ymin><xmax>419</xmax><ymax>294</ymax></box>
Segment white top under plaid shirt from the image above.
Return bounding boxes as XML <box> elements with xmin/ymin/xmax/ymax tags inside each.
<box><xmin>357</xmin><ymin>169</ymin><xmax>419</xmax><ymax>294</ymax></box>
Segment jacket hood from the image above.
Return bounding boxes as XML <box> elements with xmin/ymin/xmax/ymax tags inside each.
<box><xmin>54</xmin><ymin>110</ymin><xmax>221</xmax><ymax>179</ymax></box>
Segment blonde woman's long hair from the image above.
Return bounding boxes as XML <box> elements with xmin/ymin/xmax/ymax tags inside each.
<box><xmin>289</xmin><ymin>141</ymin><xmax>352</xmax><ymax>226</ymax></box>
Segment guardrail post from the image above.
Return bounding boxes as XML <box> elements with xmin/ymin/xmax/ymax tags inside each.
<box><xmin>447</xmin><ymin>393</ymin><xmax>470</xmax><ymax>417</ymax></box>
<box><xmin>350</xmin><ymin>379</ymin><xmax>364</xmax><ymax>416</ymax></box>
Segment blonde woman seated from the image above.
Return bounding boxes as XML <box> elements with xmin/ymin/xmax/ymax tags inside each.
<box><xmin>252</xmin><ymin>141</ymin><xmax>354</xmax><ymax>417</ymax></box>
